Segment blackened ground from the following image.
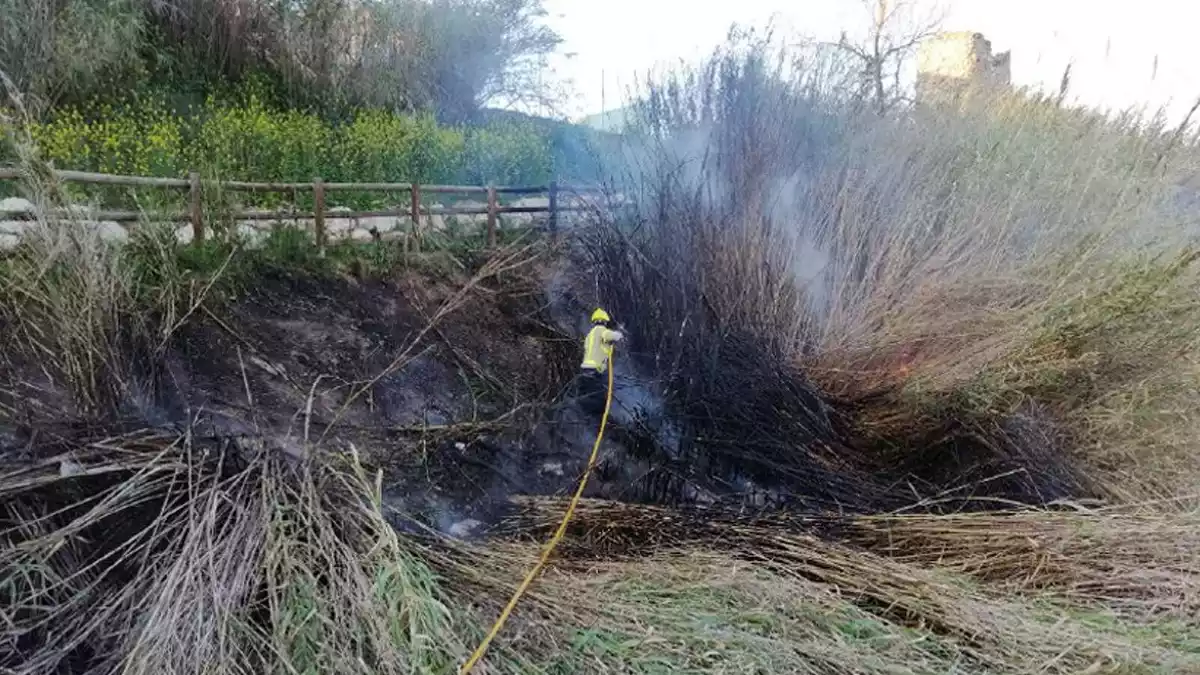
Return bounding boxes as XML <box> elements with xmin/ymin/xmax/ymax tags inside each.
<box><xmin>1</xmin><ymin>259</ymin><xmax>1094</xmax><ymax>540</ymax></box>
<box><xmin>169</xmin><ymin>265</ymin><xmax>571</xmax><ymax>433</ymax></box>
<box><xmin>164</xmin><ymin>263</ymin><xmax>593</xmax><ymax>531</ymax></box>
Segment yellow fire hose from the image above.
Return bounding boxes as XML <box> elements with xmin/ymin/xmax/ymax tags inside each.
<box><xmin>459</xmin><ymin>354</ymin><xmax>616</xmax><ymax>674</ymax></box>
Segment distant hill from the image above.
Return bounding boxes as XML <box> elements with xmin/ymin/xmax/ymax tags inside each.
<box><xmin>579</xmin><ymin>107</ymin><xmax>635</xmax><ymax>134</ymax></box>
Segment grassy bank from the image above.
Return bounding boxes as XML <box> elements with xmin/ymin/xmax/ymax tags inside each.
<box><xmin>0</xmin><ymin>89</ymin><xmax>553</xmax><ymax>211</ymax></box>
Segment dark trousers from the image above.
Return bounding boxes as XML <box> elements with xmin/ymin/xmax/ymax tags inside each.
<box><xmin>576</xmin><ymin>369</ymin><xmax>607</xmax><ymax>417</ymax></box>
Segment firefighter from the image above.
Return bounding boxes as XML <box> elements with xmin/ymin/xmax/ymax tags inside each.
<box><xmin>578</xmin><ymin>308</ymin><xmax>623</xmax><ymax>415</ymax></box>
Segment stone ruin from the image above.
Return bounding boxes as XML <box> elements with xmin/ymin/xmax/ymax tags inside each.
<box><xmin>916</xmin><ymin>31</ymin><xmax>1012</xmax><ymax>105</ymax></box>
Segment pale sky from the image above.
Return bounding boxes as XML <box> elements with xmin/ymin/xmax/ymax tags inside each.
<box><xmin>543</xmin><ymin>0</ymin><xmax>1200</xmax><ymax>124</ymax></box>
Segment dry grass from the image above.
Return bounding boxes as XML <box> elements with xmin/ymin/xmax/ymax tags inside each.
<box><xmin>10</xmin><ymin>447</ymin><xmax>1196</xmax><ymax>674</ymax></box>
<box><xmin>796</xmin><ymin>100</ymin><xmax>1200</xmax><ymax>499</ymax></box>
<box><xmin>847</xmin><ymin>508</ymin><xmax>1200</xmax><ymax>617</ymax></box>
<box><xmin>598</xmin><ymin>35</ymin><xmax>1200</xmax><ymax>503</ymax></box>
<box><xmin>0</xmin><ymin>100</ymin><xmax>139</xmax><ymax>419</ymax></box>
<box><xmin>507</xmin><ymin>497</ymin><xmax>1200</xmax><ymax>616</ymax></box>
<box><xmin>0</xmin><ymin>429</ymin><xmax>482</xmax><ymax>674</ymax></box>
<box><xmin>540</xmin><ymin>556</ymin><xmax>1191</xmax><ymax>674</ymax></box>
<box><xmin>501</xmin><ymin>496</ymin><xmax>1200</xmax><ymax>673</ymax></box>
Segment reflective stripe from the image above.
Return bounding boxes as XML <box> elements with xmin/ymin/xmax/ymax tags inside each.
<box><xmin>580</xmin><ymin>325</ymin><xmax>613</xmax><ymax>373</ymax></box>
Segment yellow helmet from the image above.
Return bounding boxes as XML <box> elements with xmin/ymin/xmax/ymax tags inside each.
<box><xmin>590</xmin><ymin>308</ymin><xmax>611</xmax><ymax>324</ymax></box>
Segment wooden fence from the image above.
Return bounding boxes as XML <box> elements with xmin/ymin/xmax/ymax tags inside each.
<box><xmin>0</xmin><ymin>168</ymin><xmax>602</xmax><ymax>247</ymax></box>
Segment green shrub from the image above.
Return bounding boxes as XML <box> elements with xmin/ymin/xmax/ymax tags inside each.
<box><xmin>335</xmin><ymin>110</ymin><xmax>465</xmax><ymax>184</ymax></box>
<box><xmin>189</xmin><ymin>95</ymin><xmax>332</xmax><ymax>184</ymax></box>
<box><xmin>15</xmin><ymin>93</ymin><xmax>553</xmax><ymax>210</ymax></box>
<box><xmin>462</xmin><ymin>121</ymin><xmax>553</xmax><ymax>186</ymax></box>
<box><xmin>30</xmin><ymin>101</ymin><xmax>185</xmax><ymax>177</ymax></box>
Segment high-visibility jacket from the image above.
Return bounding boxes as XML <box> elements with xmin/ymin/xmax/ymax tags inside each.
<box><xmin>581</xmin><ymin>325</ymin><xmax>622</xmax><ymax>373</ymax></box>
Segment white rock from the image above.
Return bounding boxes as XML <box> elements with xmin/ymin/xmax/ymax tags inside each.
<box><xmin>327</xmin><ymin>208</ymin><xmax>357</xmax><ymax>227</ymax></box>
<box><xmin>503</xmin><ymin>213</ymin><xmax>535</xmax><ymax>227</ymax></box>
<box><xmin>0</xmin><ymin>220</ymin><xmax>30</xmax><ymax>235</ymax></box>
<box><xmin>95</xmin><ymin>221</ymin><xmax>128</xmax><ymax>243</ymax></box>
<box><xmin>0</xmin><ymin>197</ymin><xmax>34</xmax><ymax>216</ymax></box>
<box><xmin>326</xmin><ymin>218</ymin><xmax>354</xmax><ymax>234</ymax></box>
<box><xmin>506</xmin><ymin>195</ymin><xmax>546</xmax><ymax>228</ymax></box>
<box><xmin>513</xmin><ymin>196</ymin><xmax>549</xmax><ymax>209</ymax></box>
<box><xmin>447</xmin><ymin>518</ymin><xmax>482</xmax><ymax>539</ymax></box>
<box><xmin>361</xmin><ymin>216</ymin><xmax>398</xmax><ymax>233</ymax></box>
<box><xmin>447</xmin><ymin>215</ymin><xmax>476</xmax><ymax>231</ymax></box>
<box><xmin>175</xmin><ymin>226</ymin><xmax>194</xmax><ymax>245</ymax></box>
<box><xmin>349</xmin><ymin>228</ymin><xmax>373</xmax><ymax>242</ymax></box>
<box><xmin>0</xmin><ymin>233</ymin><xmax>19</xmax><ymax>251</ymax></box>
<box><xmin>454</xmin><ymin>200</ymin><xmax>488</xmax><ymax>226</ymax></box>
<box><xmin>236</xmin><ymin>223</ymin><xmax>266</xmax><ymax>248</ymax></box>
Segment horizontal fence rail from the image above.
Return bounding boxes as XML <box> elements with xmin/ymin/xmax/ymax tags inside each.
<box><xmin>0</xmin><ymin>167</ymin><xmax>609</xmax><ymax>248</ymax></box>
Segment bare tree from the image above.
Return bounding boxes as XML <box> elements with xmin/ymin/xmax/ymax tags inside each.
<box><xmin>279</xmin><ymin>0</ymin><xmax>564</xmax><ymax>120</ymax></box>
<box><xmin>830</xmin><ymin>0</ymin><xmax>944</xmax><ymax>113</ymax></box>
<box><xmin>423</xmin><ymin>0</ymin><xmax>564</xmax><ymax>122</ymax></box>
<box><xmin>0</xmin><ymin>0</ymin><xmax>144</xmax><ymax>110</ymax></box>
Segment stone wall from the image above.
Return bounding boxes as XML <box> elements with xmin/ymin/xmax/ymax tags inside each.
<box><xmin>916</xmin><ymin>31</ymin><xmax>1011</xmax><ymax>104</ymax></box>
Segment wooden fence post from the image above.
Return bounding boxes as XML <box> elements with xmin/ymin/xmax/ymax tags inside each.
<box><xmin>313</xmin><ymin>177</ymin><xmax>326</xmax><ymax>253</ymax></box>
<box><xmin>486</xmin><ymin>186</ymin><xmax>498</xmax><ymax>247</ymax></box>
<box><xmin>410</xmin><ymin>182</ymin><xmax>421</xmax><ymax>253</ymax></box>
<box><xmin>0</xmin><ymin>168</ymin><xmax>575</xmax><ymax>250</ymax></box>
<box><xmin>548</xmin><ymin>180</ymin><xmax>559</xmax><ymax>237</ymax></box>
<box><xmin>189</xmin><ymin>172</ymin><xmax>204</xmax><ymax>245</ymax></box>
